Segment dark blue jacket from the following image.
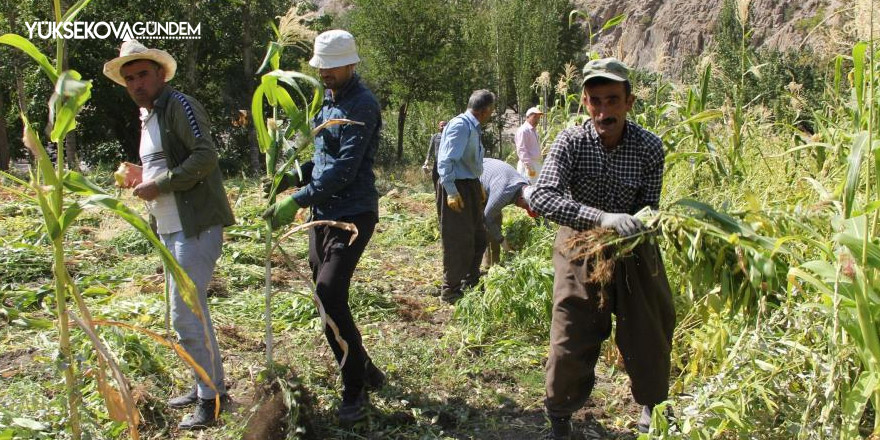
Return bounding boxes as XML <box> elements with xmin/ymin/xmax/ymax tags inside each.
<box><xmin>292</xmin><ymin>74</ymin><xmax>381</xmax><ymax>220</ymax></box>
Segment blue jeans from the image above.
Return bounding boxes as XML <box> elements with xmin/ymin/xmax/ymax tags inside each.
<box><xmin>161</xmin><ymin>224</ymin><xmax>225</xmax><ymax>399</ymax></box>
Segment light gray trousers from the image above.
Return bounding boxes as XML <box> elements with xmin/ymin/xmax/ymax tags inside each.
<box><xmin>161</xmin><ymin>224</ymin><xmax>225</xmax><ymax>399</ymax></box>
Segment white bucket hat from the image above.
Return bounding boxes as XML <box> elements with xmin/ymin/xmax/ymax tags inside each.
<box><xmin>103</xmin><ymin>39</ymin><xmax>177</xmax><ymax>86</ymax></box>
<box><xmin>308</xmin><ymin>30</ymin><xmax>360</xmax><ymax>69</ymax></box>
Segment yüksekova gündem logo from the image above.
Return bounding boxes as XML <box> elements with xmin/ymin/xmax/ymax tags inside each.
<box><xmin>26</xmin><ymin>21</ymin><xmax>201</xmax><ymax>40</ymax></box>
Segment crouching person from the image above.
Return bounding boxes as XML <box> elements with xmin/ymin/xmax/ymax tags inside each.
<box><xmin>480</xmin><ymin>158</ymin><xmax>535</xmax><ymax>266</ymax></box>
<box><xmin>104</xmin><ymin>40</ymin><xmax>235</xmax><ymax>430</ymax></box>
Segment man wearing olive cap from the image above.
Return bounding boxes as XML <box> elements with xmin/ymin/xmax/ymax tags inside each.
<box><xmin>104</xmin><ymin>39</ymin><xmax>235</xmax><ymax>430</ymax></box>
<box><xmin>529</xmin><ymin>58</ymin><xmax>675</xmax><ymax>437</ymax></box>
<box><xmin>263</xmin><ymin>29</ymin><xmax>386</xmax><ymax>424</ymax></box>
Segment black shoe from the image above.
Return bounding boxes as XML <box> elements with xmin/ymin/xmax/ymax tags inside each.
<box><xmin>167</xmin><ymin>386</ymin><xmax>198</xmax><ymax>409</ymax></box>
<box><xmin>365</xmin><ymin>362</ymin><xmax>386</xmax><ymax>391</ymax></box>
<box><xmin>637</xmin><ymin>405</ymin><xmax>652</xmax><ymax>433</ymax></box>
<box><xmin>547</xmin><ymin>415</ymin><xmax>572</xmax><ymax>440</ymax></box>
<box><xmin>338</xmin><ymin>388</ymin><xmax>369</xmax><ymax>425</ymax></box>
<box><xmin>179</xmin><ymin>397</ymin><xmax>225</xmax><ymax>430</ymax></box>
<box><xmin>440</xmin><ymin>288</ymin><xmax>463</xmax><ymax>304</ymax></box>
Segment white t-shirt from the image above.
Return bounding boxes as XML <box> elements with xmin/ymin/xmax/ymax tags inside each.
<box><xmin>139</xmin><ymin>108</ymin><xmax>182</xmax><ymax>235</ymax></box>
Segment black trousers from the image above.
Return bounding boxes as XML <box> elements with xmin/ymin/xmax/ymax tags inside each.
<box><xmin>438</xmin><ymin>179</ymin><xmax>487</xmax><ymax>295</ymax></box>
<box><xmin>309</xmin><ymin>211</ymin><xmax>377</xmax><ymax>395</ymax></box>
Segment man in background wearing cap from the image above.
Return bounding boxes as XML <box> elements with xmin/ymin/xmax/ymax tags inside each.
<box><xmin>479</xmin><ymin>158</ymin><xmax>534</xmax><ymax>267</ymax></box>
<box><xmin>105</xmin><ymin>40</ymin><xmax>235</xmax><ymax>430</ymax></box>
<box><xmin>436</xmin><ymin>89</ymin><xmax>496</xmax><ymax>304</ymax></box>
<box><xmin>515</xmin><ymin>106</ymin><xmax>544</xmax><ymax>184</ymax></box>
<box><xmin>263</xmin><ymin>29</ymin><xmax>386</xmax><ymax>425</ymax></box>
<box><xmin>529</xmin><ymin>58</ymin><xmax>675</xmax><ymax>438</ymax></box>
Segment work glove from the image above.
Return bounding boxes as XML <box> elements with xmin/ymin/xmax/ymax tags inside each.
<box><xmin>447</xmin><ymin>194</ymin><xmax>464</xmax><ymax>212</ymax></box>
<box><xmin>261</xmin><ymin>172</ymin><xmax>300</xmax><ymax>197</ymax></box>
<box><xmin>598</xmin><ymin>212</ymin><xmax>644</xmax><ymax>237</ymax></box>
<box><xmin>262</xmin><ymin>196</ymin><xmax>300</xmax><ymax>229</ymax></box>
<box><xmin>421</xmin><ymin>163</ymin><xmax>431</xmax><ymax>177</ymax></box>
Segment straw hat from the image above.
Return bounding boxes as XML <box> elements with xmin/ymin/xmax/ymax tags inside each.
<box><xmin>103</xmin><ymin>39</ymin><xmax>177</xmax><ymax>86</ymax></box>
<box><xmin>308</xmin><ymin>30</ymin><xmax>360</xmax><ymax>69</ymax></box>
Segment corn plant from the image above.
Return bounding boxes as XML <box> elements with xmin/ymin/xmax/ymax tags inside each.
<box><xmin>0</xmin><ymin>2</ymin><xmax>219</xmax><ymax>437</ymax></box>
<box><xmin>567</xmin><ymin>9</ymin><xmax>626</xmax><ymax>60</ymax></box>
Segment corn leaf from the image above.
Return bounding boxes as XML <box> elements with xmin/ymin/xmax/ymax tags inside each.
<box><xmin>837</xmin><ymin>215</ymin><xmax>880</xmax><ymax>268</ymax></box>
<box><xmin>256</xmin><ymin>41</ymin><xmax>282</xmax><ymax>75</ymax></box>
<box><xmin>49</xmin><ymin>71</ymin><xmax>92</xmax><ymax>143</ymax></box>
<box><xmin>93</xmin><ymin>320</ymin><xmax>221</xmax><ymax>418</ymax></box>
<box><xmin>21</xmin><ymin>115</ymin><xmax>59</xmax><ymax>188</ymax></box>
<box><xmin>567</xmin><ymin>10</ymin><xmax>588</xmax><ymax>29</ymax></box>
<box><xmin>841</xmin><ymin>371</ymin><xmax>880</xmax><ymax>440</ymax></box>
<box><xmin>251</xmin><ymin>84</ymin><xmax>270</xmax><ymax>153</ymax></box>
<box><xmin>62</xmin><ymin>173</ymin><xmax>203</xmax><ymax>322</ymax></box>
<box><xmin>600</xmin><ymin>14</ymin><xmax>626</xmax><ymax>31</ymax></box>
<box><xmin>853</xmin><ymin>41</ymin><xmax>867</xmax><ymax>113</ymax></box>
<box><xmin>0</xmin><ymin>34</ymin><xmax>58</xmax><ymax>84</ymax></box>
<box><xmin>843</xmin><ymin>132</ymin><xmax>869</xmax><ymax>218</ymax></box>
<box><xmin>70</xmin><ymin>315</ymin><xmax>140</xmax><ymax>439</ymax></box>
<box><xmin>61</xmin><ymin>0</ymin><xmax>96</xmax><ymax>23</ymax></box>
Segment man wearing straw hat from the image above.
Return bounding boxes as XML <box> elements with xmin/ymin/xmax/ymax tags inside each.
<box><xmin>529</xmin><ymin>58</ymin><xmax>675</xmax><ymax>438</ymax></box>
<box><xmin>104</xmin><ymin>40</ymin><xmax>235</xmax><ymax>430</ymax></box>
<box><xmin>262</xmin><ymin>29</ymin><xmax>386</xmax><ymax>425</ymax></box>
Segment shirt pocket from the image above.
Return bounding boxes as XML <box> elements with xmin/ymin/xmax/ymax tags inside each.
<box><xmin>614</xmin><ymin>177</ymin><xmax>640</xmax><ymax>211</ymax></box>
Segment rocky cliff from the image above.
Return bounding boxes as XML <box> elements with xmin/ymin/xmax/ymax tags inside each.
<box><xmin>577</xmin><ymin>0</ymin><xmax>868</xmax><ymax>78</ymax></box>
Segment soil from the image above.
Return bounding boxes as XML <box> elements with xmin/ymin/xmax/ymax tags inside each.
<box><xmin>0</xmin><ymin>347</ymin><xmax>36</xmax><ymax>378</ymax></box>
<box><xmin>243</xmin><ymin>371</ymin><xmax>315</xmax><ymax>440</ymax></box>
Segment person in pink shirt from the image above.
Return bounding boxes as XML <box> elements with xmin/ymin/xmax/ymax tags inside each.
<box><xmin>515</xmin><ymin>106</ymin><xmax>544</xmax><ymax>184</ymax></box>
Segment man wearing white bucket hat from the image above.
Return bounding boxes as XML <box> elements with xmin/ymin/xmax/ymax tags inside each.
<box><xmin>104</xmin><ymin>39</ymin><xmax>235</xmax><ymax>430</ymax></box>
<box><xmin>515</xmin><ymin>106</ymin><xmax>545</xmax><ymax>184</ymax></box>
<box><xmin>263</xmin><ymin>29</ymin><xmax>386</xmax><ymax>425</ymax></box>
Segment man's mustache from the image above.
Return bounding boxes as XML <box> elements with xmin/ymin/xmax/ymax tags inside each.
<box><xmin>598</xmin><ymin>117</ymin><xmax>617</xmax><ymax>125</ymax></box>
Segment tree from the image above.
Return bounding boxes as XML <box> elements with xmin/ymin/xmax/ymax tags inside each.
<box><xmin>350</xmin><ymin>0</ymin><xmax>469</xmax><ymax>160</ymax></box>
<box><xmin>488</xmin><ymin>0</ymin><xmax>573</xmax><ymax>113</ymax></box>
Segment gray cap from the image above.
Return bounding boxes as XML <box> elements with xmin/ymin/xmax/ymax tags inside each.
<box><xmin>581</xmin><ymin>57</ymin><xmax>629</xmax><ymax>84</ymax></box>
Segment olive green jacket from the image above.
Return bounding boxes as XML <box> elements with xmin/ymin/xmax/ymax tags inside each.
<box><xmin>151</xmin><ymin>86</ymin><xmax>235</xmax><ymax>237</ymax></box>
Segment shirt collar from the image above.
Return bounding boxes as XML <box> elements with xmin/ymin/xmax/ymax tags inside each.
<box><xmin>464</xmin><ymin>110</ymin><xmax>481</xmax><ymax>128</ymax></box>
<box><xmin>152</xmin><ymin>86</ymin><xmax>173</xmax><ymax>110</ymax></box>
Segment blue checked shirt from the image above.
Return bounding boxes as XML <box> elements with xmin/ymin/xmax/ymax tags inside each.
<box><xmin>529</xmin><ymin>120</ymin><xmax>665</xmax><ymax>231</ymax></box>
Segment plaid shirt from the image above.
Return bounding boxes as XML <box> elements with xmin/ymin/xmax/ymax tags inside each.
<box><xmin>529</xmin><ymin>120</ymin><xmax>664</xmax><ymax>231</ymax></box>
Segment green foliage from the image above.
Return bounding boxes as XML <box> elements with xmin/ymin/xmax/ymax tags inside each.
<box><xmin>106</xmin><ymin>228</ymin><xmax>152</xmax><ymax>256</ymax></box>
<box><xmin>454</xmin><ymin>254</ymin><xmax>554</xmax><ymax>343</ymax></box>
